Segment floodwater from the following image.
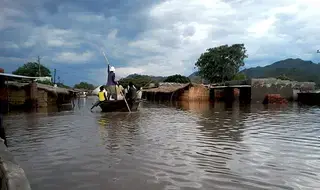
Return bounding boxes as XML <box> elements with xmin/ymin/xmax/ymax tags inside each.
<box><xmin>3</xmin><ymin>97</ymin><xmax>320</xmax><ymax>190</ymax></box>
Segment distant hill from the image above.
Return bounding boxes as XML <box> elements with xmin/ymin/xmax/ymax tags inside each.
<box><xmin>188</xmin><ymin>71</ymin><xmax>202</xmax><ymax>83</ymax></box>
<box><xmin>241</xmin><ymin>58</ymin><xmax>320</xmax><ymax>84</ymax></box>
<box><xmin>188</xmin><ymin>71</ymin><xmax>199</xmax><ymax>78</ymax></box>
<box><xmin>125</xmin><ymin>73</ymin><xmax>166</xmax><ymax>82</ymax></box>
<box><xmin>188</xmin><ymin>71</ymin><xmax>212</xmax><ymax>84</ymax></box>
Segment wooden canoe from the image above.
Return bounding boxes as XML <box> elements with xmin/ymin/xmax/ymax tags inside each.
<box><xmin>99</xmin><ymin>99</ymin><xmax>141</xmax><ymax>112</ymax></box>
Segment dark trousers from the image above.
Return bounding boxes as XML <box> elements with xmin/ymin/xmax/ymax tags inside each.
<box><xmin>91</xmin><ymin>100</ymin><xmax>104</xmax><ymax>109</ymax></box>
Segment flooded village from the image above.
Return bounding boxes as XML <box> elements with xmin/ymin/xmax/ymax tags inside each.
<box><xmin>3</xmin><ymin>0</ymin><xmax>320</xmax><ymax>189</ymax></box>
<box><xmin>1</xmin><ymin>68</ymin><xmax>317</xmax><ymax>114</ymax></box>
<box><xmin>1</xmin><ymin>64</ymin><xmax>320</xmax><ymax>189</ymax></box>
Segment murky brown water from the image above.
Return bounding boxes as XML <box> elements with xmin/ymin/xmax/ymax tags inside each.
<box><xmin>3</xmin><ymin>97</ymin><xmax>320</xmax><ymax>190</ymax></box>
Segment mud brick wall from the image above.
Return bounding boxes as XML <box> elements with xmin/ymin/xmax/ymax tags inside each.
<box><xmin>37</xmin><ymin>89</ymin><xmax>48</xmax><ymax>107</ymax></box>
<box><xmin>251</xmin><ymin>78</ymin><xmax>316</xmax><ymax>102</ymax></box>
<box><xmin>8</xmin><ymin>89</ymin><xmax>27</xmax><ymax>106</ymax></box>
<box><xmin>181</xmin><ymin>85</ymin><xmax>210</xmax><ymax>101</ymax></box>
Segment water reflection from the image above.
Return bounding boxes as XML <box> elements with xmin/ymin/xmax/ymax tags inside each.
<box><xmin>96</xmin><ymin>112</ymin><xmax>143</xmax><ymax>157</ymax></box>
<box><xmin>3</xmin><ymin>99</ymin><xmax>320</xmax><ymax>190</ymax></box>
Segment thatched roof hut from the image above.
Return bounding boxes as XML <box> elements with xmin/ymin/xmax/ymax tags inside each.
<box><xmin>6</xmin><ymin>81</ymin><xmax>75</xmax><ymax>96</ymax></box>
<box><xmin>143</xmin><ymin>82</ymin><xmax>191</xmax><ymax>93</ymax></box>
<box><xmin>142</xmin><ymin>82</ymin><xmax>191</xmax><ymax>101</ymax></box>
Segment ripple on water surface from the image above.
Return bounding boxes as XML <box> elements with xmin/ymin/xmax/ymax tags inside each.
<box><xmin>3</xmin><ymin>100</ymin><xmax>320</xmax><ymax>190</ymax></box>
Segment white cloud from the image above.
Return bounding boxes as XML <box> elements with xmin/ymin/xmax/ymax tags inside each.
<box><xmin>3</xmin><ymin>42</ymin><xmax>19</xmax><ymax>49</ymax></box>
<box><xmin>87</xmin><ymin>66</ymin><xmax>145</xmax><ymax>85</ymax></box>
<box><xmin>46</xmin><ymin>28</ymin><xmax>80</xmax><ymax>47</ymax></box>
<box><xmin>68</xmin><ymin>12</ymin><xmax>105</xmax><ymax>23</ymax></box>
<box><xmin>22</xmin><ymin>26</ymin><xmax>81</xmax><ymax>49</ymax></box>
<box><xmin>107</xmin><ymin>29</ymin><xmax>118</xmax><ymax>40</ymax></box>
<box><xmin>108</xmin><ymin>0</ymin><xmax>320</xmax><ymax>77</ymax></box>
<box><xmin>3</xmin><ymin>0</ymin><xmax>320</xmax><ymax>84</ymax></box>
<box><xmin>0</xmin><ymin>6</ymin><xmax>27</xmax><ymax>30</ymax></box>
<box><xmin>53</xmin><ymin>51</ymin><xmax>95</xmax><ymax>63</ymax></box>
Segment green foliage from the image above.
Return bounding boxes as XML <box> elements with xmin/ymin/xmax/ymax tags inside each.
<box><xmin>188</xmin><ymin>71</ymin><xmax>209</xmax><ymax>84</ymax></box>
<box><xmin>74</xmin><ymin>82</ymin><xmax>95</xmax><ymax>90</ymax></box>
<box><xmin>189</xmin><ymin>76</ymin><xmax>202</xmax><ymax>84</ymax></box>
<box><xmin>118</xmin><ymin>74</ymin><xmax>157</xmax><ymax>88</ymax></box>
<box><xmin>195</xmin><ymin>44</ymin><xmax>248</xmax><ymax>83</ymax></box>
<box><xmin>36</xmin><ymin>79</ymin><xmax>71</xmax><ymax>89</ymax></box>
<box><xmin>232</xmin><ymin>73</ymin><xmax>247</xmax><ymax>80</ymax></box>
<box><xmin>276</xmin><ymin>74</ymin><xmax>292</xmax><ymax>81</ymax></box>
<box><xmin>241</xmin><ymin>58</ymin><xmax>320</xmax><ymax>85</ymax></box>
<box><xmin>163</xmin><ymin>74</ymin><xmax>190</xmax><ymax>83</ymax></box>
<box><xmin>57</xmin><ymin>83</ymin><xmax>71</xmax><ymax>89</ymax></box>
<box><xmin>12</xmin><ymin>62</ymin><xmax>51</xmax><ymax>77</ymax></box>
<box><xmin>37</xmin><ymin>80</ymin><xmax>53</xmax><ymax>85</ymax></box>
<box><xmin>125</xmin><ymin>74</ymin><xmax>166</xmax><ymax>82</ymax></box>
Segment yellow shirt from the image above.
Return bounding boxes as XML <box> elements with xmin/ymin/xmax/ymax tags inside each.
<box><xmin>98</xmin><ymin>91</ymin><xmax>106</xmax><ymax>101</ymax></box>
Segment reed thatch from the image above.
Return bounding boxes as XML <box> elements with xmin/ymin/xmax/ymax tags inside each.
<box><xmin>142</xmin><ymin>82</ymin><xmax>191</xmax><ymax>93</ymax></box>
<box><xmin>6</xmin><ymin>81</ymin><xmax>74</xmax><ymax>95</ymax></box>
<box><xmin>37</xmin><ymin>83</ymin><xmax>74</xmax><ymax>95</ymax></box>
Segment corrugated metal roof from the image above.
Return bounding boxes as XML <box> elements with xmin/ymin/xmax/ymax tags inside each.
<box><xmin>0</xmin><ymin>73</ymin><xmax>39</xmax><ymax>80</ymax></box>
<box><xmin>6</xmin><ymin>81</ymin><xmax>76</xmax><ymax>94</ymax></box>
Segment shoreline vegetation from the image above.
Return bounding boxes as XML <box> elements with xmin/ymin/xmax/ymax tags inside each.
<box><xmin>5</xmin><ymin>43</ymin><xmax>320</xmax><ymax>91</ymax></box>
<box><xmin>1</xmin><ymin>43</ymin><xmax>320</xmax><ymax>112</ymax></box>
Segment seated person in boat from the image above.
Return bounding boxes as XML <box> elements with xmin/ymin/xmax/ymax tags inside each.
<box><xmin>116</xmin><ymin>82</ymin><xmax>125</xmax><ymax>100</ymax></box>
<box><xmin>91</xmin><ymin>86</ymin><xmax>107</xmax><ymax>111</ymax></box>
<box><xmin>126</xmin><ymin>82</ymin><xmax>137</xmax><ymax>101</ymax></box>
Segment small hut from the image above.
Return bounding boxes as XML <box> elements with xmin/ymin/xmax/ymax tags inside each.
<box><xmin>142</xmin><ymin>82</ymin><xmax>191</xmax><ymax>102</ymax></box>
<box><xmin>180</xmin><ymin>84</ymin><xmax>210</xmax><ymax>101</ymax></box>
<box><xmin>6</xmin><ymin>81</ymin><xmax>76</xmax><ymax>110</ymax></box>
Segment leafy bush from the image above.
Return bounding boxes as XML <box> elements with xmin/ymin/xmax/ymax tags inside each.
<box><xmin>163</xmin><ymin>74</ymin><xmax>190</xmax><ymax>83</ymax></box>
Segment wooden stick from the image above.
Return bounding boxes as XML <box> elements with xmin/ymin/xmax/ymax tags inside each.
<box><xmin>101</xmin><ymin>51</ymin><xmax>131</xmax><ymax>112</ymax></box>
<box><xmin>120</xmin><ymin>90</ymin><xmax>131</xmax><ymax>112</ymax></box>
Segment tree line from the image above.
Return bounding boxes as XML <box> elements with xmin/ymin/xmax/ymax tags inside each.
<box><xmin>11</xmin><ymin>43</ymin><xmax>251</xmax><ymax>89</ymax></box>
<box><xmin>11</xmin><ymin>62</ymin><xmax>96</xmax><ymax>89</ymax></box>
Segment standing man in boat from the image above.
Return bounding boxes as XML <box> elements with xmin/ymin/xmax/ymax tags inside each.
<box><xmin>106</xmin><ymin>64</ymin><xmax>117</xmax><ymax>100</ymax></box>
<box><xmin>91</xmin><ymin>86</ymin><xmax>108</xmax><ymax>111</ymax></box>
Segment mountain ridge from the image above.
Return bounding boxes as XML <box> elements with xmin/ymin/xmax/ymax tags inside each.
<box><xmin>187</xmin><ymin>58</ymin><xmax>320</xmax><ymax>85</ymax></box>
<box><xmin>241</xmin><ymin>58</ymin><xmax>320</xmax><ymax>84</ymax></box>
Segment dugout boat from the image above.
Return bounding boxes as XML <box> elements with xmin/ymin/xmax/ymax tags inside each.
<box><xmin>99</xmin><ymin>99</ymin><xmax>141</xmax><ymax>112</ymax></box>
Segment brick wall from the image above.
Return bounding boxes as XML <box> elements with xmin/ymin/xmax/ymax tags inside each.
<box><xmin>181</xmin><ymin>85</ymin><xmax>210</xmax><ymax>101</ymax></box>
<box><xmin>8</xmin><ymin>89</ymin><xmax>27</xmax><ymax>106</ymax></box>
<box><xmin>251</xmin><ymin>78</ymin><xmax>316</xmax><ymax>102</ymax></box>
<box><xmin>37</xmin><ymin>89</ymin><xmax>48</xmax><ymax>107</ymax></box>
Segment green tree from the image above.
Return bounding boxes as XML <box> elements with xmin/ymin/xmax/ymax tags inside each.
<box><xmin>164</xmin><ymin>74</ymin><xmax>190</xmax><ymax>83</ymax></box>
<box><xmin>57</xmin><ymin>83</ymin><xmax>71</xmax><ymax>89</ymax></box>
<box><xmin>74</xmin><ymin>82</ymin><xmax>95</xmax><ymax>90</ymax></box>
<box><xmin>118</xmin><ymin>74</ymin><xmax>156</xmax><ymax>88</ymax></box>
<box><xmin>195</xmin><ymin>44</ymin><xmax>248</xmax><ymax>83</ymax></box>
<box><xmin>12</xmin><ymin>62</ymin><xmax>51</xmax><ymax>77</ymax></box>
<box><xmin>232</xmin><ymin>73</ymin><xmax>247</xmax><ymax>80</ymax></box>
<box><xmin>37</xmin><ymin>80</ymin><xmax>53</xmax><ymax>86</ymax></box>
<box><xmin>276</xmin><ymin>74</ymin><xmax>293</xmax><ymax>81</ymax></box>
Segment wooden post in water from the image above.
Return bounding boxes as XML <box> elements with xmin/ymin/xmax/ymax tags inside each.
<box><xmin>224</xmin><ymin>87</ymin><xmax>235</xmax><ymax>102</ymax></box>
<box><xmin>239</xmin><ymin>87</ymin><xmax>251</xmax><ymax>103</ymax></box>
<box><xmin>209</xmin><ymin>88</ymin><xmax>215</xmax><ymax>101</ymax></box>
<box><xmin>29</xmin><ymin>80</ymin><xmax>38</xmax><ymax>110</ymax></box>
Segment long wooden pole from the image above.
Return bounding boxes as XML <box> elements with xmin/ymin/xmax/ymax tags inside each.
<box><xmin>101</xmin><ymin>51</ymin><xmax>131</xmax><ymax>112</ymax></box>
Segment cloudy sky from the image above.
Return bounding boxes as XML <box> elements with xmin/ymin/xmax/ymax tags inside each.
<box><xmin>1</xmin><ymin>0</ymin><xmax>320</xmax><ymax>86</ymax></box>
